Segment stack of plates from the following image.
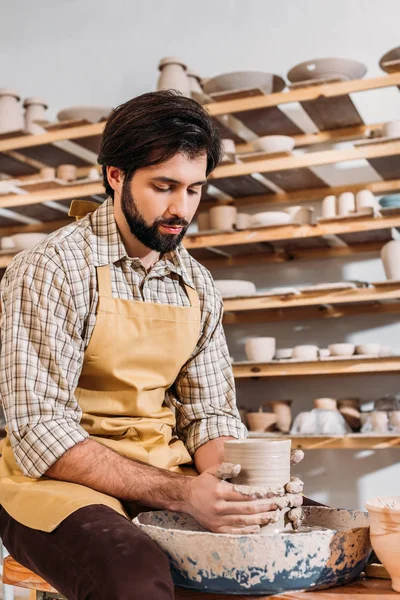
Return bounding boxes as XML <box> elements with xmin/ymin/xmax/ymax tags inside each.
<box><xmin>379</xmin><ymin>194</ymin><xmax>400</xmax><ymax>209</ymax></box>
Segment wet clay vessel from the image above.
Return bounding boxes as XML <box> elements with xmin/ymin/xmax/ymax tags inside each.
<box><xmin>134</xmin><ymin>507</ymin><xmax>371</xmax><ymax>595</ymax></box>
<box><xmin>366</xmin><ymin>497</ymin><xmax>400</xmax><ymax>592</ymax></box>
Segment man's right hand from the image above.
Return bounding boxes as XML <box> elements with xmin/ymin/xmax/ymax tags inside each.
<box><xmin>181</xmin><ymin>467</ymin><xmax>280</xmax><ymax>534</ymax></box>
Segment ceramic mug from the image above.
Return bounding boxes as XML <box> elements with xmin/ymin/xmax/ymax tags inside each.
<box><xmin>322</xmin><ymin>195</ymin><xmax>337</xmax><ymax>219</ymax></box>
<box><xmin>209</xmin><ymin>205</ymin><xmax>237</xmax><ymax>231</ymax></box>
<box><xmin>355</xmin><ymin>189</ymin><xmax>376</xmax><ymax>212</ymax></box>
<box><xmin>382</xmin><ymin>120</ymin><xmax>400</xmax><ymax>138</ymax></box>
<box><xmin>245</xmin><ymin>337</ymin><xmax>276</xmax><ymax>362</ymax></box>
<box><xmin>338</xmin><ymin>192</ymin><xmax>355</xmax><ymax>216</ymax></box>
<box><xmin>57</xmin><ymin>164</ymin><xmax>77</xmax><ymax>182</ymax></box>
<box><xmin>40</xmin><ymin>167</ymin><xmax>56</xmax><ymax>180</ymax></box>
<box><xmin>292</xmin><ymin>345</ymin><xmax>319</xmax><ymax>361</ymax></box>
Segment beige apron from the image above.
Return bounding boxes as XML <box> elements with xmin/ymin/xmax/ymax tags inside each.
<box><xmin>0</xmin><ymin>261</ymin><xmax>201</xmax><ymax>531</ymax></box>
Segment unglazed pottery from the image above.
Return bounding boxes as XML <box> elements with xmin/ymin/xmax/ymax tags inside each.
<box><xmin>23</xmin><ymin>97</ymin><xmax>48</xmax><ymax>133</ymax></box>
<box><xmin>292</xmin><ymin>345</ymin><xmax>318</xmax><ymax>361</ymax></box>
<box><xmin>203</xmin><ymin>71</ymin><xmax>285</xmax><ymax>95</ymax></box>
<box><xmin>196</xmin><ymin>211</ymin><xmax>210</xmax><ymax>231</ymax></box>
<box><xmin>0</xmin><ymin>236</ymin><xmax>16</xmax><ymax>250</ymax></box>
<box><xmin>370</xmin><ymin>411</ymin><xmax>389</xmax><ymax>433</ymax></box>
<box><xmin>285</xmin><ymin>206</ymin><xmax>314</xmax><ymax>225</ymax></box>
<box><xmin>355</xmin><ymin>189</ymin><xmax>377</xmax><ymax>211</ymax></box>
<box><xmin>236</xmin><ymin>212</ymin><xmax>251</xmax><ymax>230</ymax></box>
<box><xmin>275</xmin><ymin>348</ymin><xmax>293</xmax><ymax>360</ymax></box>
<box><xmin>250</xmin><ymin>211</ymin><xmax>291</xmax><ymax>228</ymax></box>
<box><xmin>291</xmin><ymin>409</ymin><xmax>350</xmax><ymax>435</ymax></box>
<box><xmin>246</xmin><ymin>409</ymin><xmax>278</xmax><ymax>433</ymax></box>
<box><xmin>252</xmin><ymin>135</ymin><xmax>295</xmax><ymax>154</ymax></box>
<box><xmin>381</xmin><ymin>240</ymin><xmax>400</xmax><ymax>280</ymax></box>
<box><xmin>322</xmin><ymin>195</ymin><xmax>337</xmax><ymax>218</ymax></box>
<box><xmin>57</xmin><ymin>105</ymin><xmax>112</xmax><ymax>123</ymax></box>
<box><xmin>380</xmin><ymin>47</ymin><xmax>400</xmax><ymax>73</ymax></box>
<box><xmin>338</xmin><ymin>398</ymin><xmax>361</xmax><ymax>430</ymax></box>
<box><xmin>382</xmin><ymin>120</ymin><xmax>400</xmax><ymax>138</ymax></box>
<box><xmin>287</xmin><ymin>58</ymin><xmax>367</xmax><ymax>83</ymax></box>
<box><xmin>389</xmin><ymin>411</ymin><xmax>400</xmax><ymax>432</ymax></box>
<box><xmin>187</xmin><ymin>70</ymin><xmax>204</xmax><ymax>98</ymax></box>
<box><xmin>39</xmin><ymin>167</ymin><xmax>56</xmax><ymax>179</ymax></box>
<box><xmin>328</xmin><ymin>343</ymin><xmax>355</xmax><ymax>357</ymax></box>
<box><xmin>338</xmin><ymin>192</ymin><xmax>355</xmax><ymax>216</ymax></box>
<box><xmin>56</xmin><ymin>164</ymin><xmax>77</xmax><ymax>181</ymax></box>
<box><xmin>209</xmin><ymin>204</ymin><xmax>237</xmax><ymax>231</ymax></box>
<box><xmin>314</xmin><ymin>398</ymin><xmax>337</xmax><ymax>411</ymax></box>
<box><xmin>134</xmin><ymin>507</ymin><xmax>371</xmax><ymax>594</ymax></box>
<box><xmin>268</xmin><ymin>400</ymin><xmax>293</xmax><ymax>433</ymax></box>
<box><xmin>214</xmin><ymin>279</ymin><xmax>256</xmax><ymax>299</ymax></box>
<box><xmin>0</xmin><ymin>88</ymin><xmax>24</xmax><ymax>134</ymax></box>
<box><xmin>355</xmin><ymin>343</ymin><xmax>381</xmax><ymax>355</ymax></box>
<box><xmin>221</xmin><ymin>138</ymin><xmax>236</xmax><ymax>161</ymax></box>
<box><xmin>157</xmin><ymin>57</ymin><xmax>190</xmax><ymax>97</ymax></box>
<box><xmin>366</xmin><ymin>497</ymin><xmax>400</xmax><ymax>592</ymax></box>
<box><xmin>245</xmin><ymin>337</ymin><xmax>276</xmax><ymax>362</ymax></box>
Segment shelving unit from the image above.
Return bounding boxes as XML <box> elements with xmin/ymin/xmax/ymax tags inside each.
<box><xmin>247</xmin><ymin>432</ymin><xmax>400</xmax><ymax>450</ymax></box>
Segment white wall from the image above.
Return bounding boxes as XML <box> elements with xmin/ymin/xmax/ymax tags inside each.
<box><xmin>1</xmin><ymin>0</ymin><xmax>400</xmax><ymax>508</ymax></box>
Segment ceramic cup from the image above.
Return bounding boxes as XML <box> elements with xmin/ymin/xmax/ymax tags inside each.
<box><xmin>355</xmin><ymin>189</ymin><xmax>376</xmax><ymax>212</ymax></box>
<box><xmin>314</xmin><ymin>398</ymin><xmax>337</xmax><ymax>410</ymax></box>
<box><xmin>246</xmin><ymin>409</ymin><xmax>277</xmax><ymax>433</ymax></box>
<box><xmin>366</xmin><ymin>497</ymin><xmax>400</xmax><ymax>592</ymax></box>
<box><xmin>23</xmin><ymin>97</ymin><xmax>48</xmax><ymax>134</ymax></box>
<box><xmin>371</xmin><ymin>411</ymin><xmax>389</xmax><ymax>433</ymax></box>
<box><xmin>196</xmin><ymin>212</ymin><xmax>210</xmax><ymax>232</ymax></box>
<box><xmin>268</xmin><ymin>400</ymin><xmax>293</xmax><ymax>433</ymax></box>
<box><xmin>57</xmin><ymin>164</ymin><xmax>77</xmax><ymax>182</ymax></box>
<box><xmin>322</xmin><ymin>195</ymin><xmax>337</xmax><ymax>219</ymax></box>
<box><xmin>292</xmin><ymin>345</ymin><xmax>319</xmax><ymax>361</ymax></box>
<box><xmin>0</xmin><ymin>89</ymin><xmax>24</xmax><ymax>134</ymax></box>
<box><xmin>338</xmin><ymin>192</ymin><xmax>355</xmax><ymax>216</ymax></box>
<box><xmin>381</xmin><ymin>240</ymin><xmax>400</xmax><ymax>280</ymax></box>
<box><xmin>158</xmin><ymin>57</ymin><xmax>190</xmax><ymax>97</ymax></box>
<box><xmin>223</xmin><ymin>438</ymin><xmax>291</xmax><ymax>490</ymax></box>
<box><xmin>285</xmin><ymin>206</ymin><xmax>313</xmax><ymax>225</ymax></box>
<box><xmin>236</xmin><ymin>213</ymin><xmax>250</xmax><ymax>230</ymax></box>
<box><xmin>245</xmin><ymin>337</ymin><xmax>276</xmax><ymax>362</ymax></box>
<box><xmin>209</xmin><ymin>205</ymin><xmax>237</xmax><ymax>231</ymax></box>
<box><xmin>382</xmin><ymin>120</ymin><xmax>400</xmax><ymax>138</ymax></box>
<box><xmin>328</xmin><ymin>343</ymin><xmax>355</xmax><ymax>357</ymax></box>
<box><xmin>40</xmin><ymin>167</ymin><xmax>56</xmax><ymax>180</ymax></box>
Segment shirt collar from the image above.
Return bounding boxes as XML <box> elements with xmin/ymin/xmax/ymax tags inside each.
<box><xmin>90</xmin><ymin>197</ymin><xmax>195</xmax><ymax>288</ymax></box>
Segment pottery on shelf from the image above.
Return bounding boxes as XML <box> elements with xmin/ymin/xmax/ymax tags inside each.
<box><xmin>292</xmin><ymin>345</ymin><xmax>319</xmax><ymax>361</ymax></box>
<box><xmin>39</xmin><ymin>167</ymin><xmax>56</xmax><ymax>180</ymax></box>
<box><xmin>381</xmin><ymin>120</ymin><xmax>400</xmax><ymax>138</ymax></box>
<box><xmin>56</xmin><ymin>164</ymin><xmax>77</xmax><ymax>182</ymax></box>
<box><xmin>381</xmin><ymin>240</ymin><xmax>400</xmax><ymax>280</ymax></box>
<box><xmin>268</xmin><ymin>400</ymin><xmax>293</xmax><ymax>433</ymax></box>
<box><xmin>209</xmin><ymin>204</ymin><xmax>237</xmax><ymax>231</ymax></box>
<box><xmin>389</xmin><ymin>411</ymin><xmax>400</xmax><ymax>433</ymax></box>
<box><xmin>238</xmin><ymin>407</ymin><xmax>248</xmax><ymax>427</ymax></box>
<box><xmin>0</xmin><ymin>88</ymin><xmax>24</xmax><ymax>134</ymax></box>
<box><xmin>379</xmin><ymin>46</ymin><xmax>400</xmax><ymax>73</ymax></box>
<box><xmin>291</xmin><ymin>409</ymin><xmax>350</xmax><ymax>434</ymax></box>
<box><xmin>370</xmin><ymin>411</ymin><xmax>389</xmax><ymax>433</ymax></box>
<box><xmin>285</xmin><ymin>205</ymin><xmax>314</xmax><ymax>225</ymax></box>
<box><xmin>236</xmin><ymin>212</ymin><xmax>251</xmax><ymax>230</ymax></box>
<box><xmin>338</xmin><ymin>399</ymin><xmax>361</xmax><ymax>431</ymax></box>
<box><xmin>187</xmin><ymin>69</ymin><xmax>204</xmax><ymax>100</ymax></box>
<box><xmin>9</xmin><ymin>233</ymin><xmax>48</xmax><ymax>251</ymax></box>
<box><xmin>221</xmin><ymin>138</ymin><xmax>236</xmax><ymax>162</ymax></box>
<box><xmin>275</xmin><ymin>348</ymin><xmax>293</xmax><ymax>360</ymax></box>
<box><xmin>157</xmin><ymin>57</ymin><xmax>190</xmax><ymax>97</ymax></box>
<box><xmin>251</xmin><ymin>135</ymin><xmax>295</xmax><ymax>154</ymax></box>
<box><xmin>355</xmin><ymin>189</ymin><xmax>377</xmax><ymax>212</ymax></box>
<box><xmin>375</xmin><ymin>394</ymin><xmax>400</xmax><ymax>412</ymax></box>
<box><xmin>287</xmin><ymin>58</ymin><xmax>367</xmax><ymax>83</ymax></box>
<box><xmin>328</xmin><ymin>343</ymin><xmax>355</xmax><ymax>357</ymax></box>
<box><xmin>314</xmin><ymin>398</ymin><xmax>337</xmax><ymax>411</ymax></box>
<box><xmin>23</xmin><ymin>97</ymin><xmax>48</xmax><ymax>134</ymax></box>
<box><xmin>245</xmin><ymin>337</ymin><xmax>276</xmax><ymax>362</ymax></box>
<box><xmin>246</xmin><ymin>409</ymin><xmax>277</xmax><ymax>433</ymax></box>
<box><xmin>249</xmin><ymin>211</ymin><xmax>291</xmax><ymax>228</ymax></box>
<box><xmin>355</xmin><ymin>343</ymin><xmax>382</xmax><ymax>355</ymax></box>
<box><xmin>322</xmin><ymin>195</ymin><xmax>337</xmax><ymax>218</ymax></box>
<box><xmin>196</xmin><ymin>211</ymin><xmax>210</xmax><ymax>232</ymax></box>
<box><xmin>203</xmin><ymin>71</ymin><xmax>285</xmax><ymax>95</ymax></box>
<box><xmin>318</xmin><ymin>348</ymin><xmax>330</xmax><ymax>358</ymax></box>
<box><xmin>338</xmin><ymin>192</ymin><xmax>355</xmax><ymax>216</ymax></box>
<box><xmin>214</xmin><ymin>279</ymin><xmax>256</xmax><ymax>299</ymax></box>
<box><xmin>57</xmin><ymin>106</ymin><xmax>112</xmax><ymax>123</ymax></box>
<box><xmin>379</xmin><ymin>194</ymin><xmax>400</xmax><ymax>209</ymax></box>
<box><xmin>365</xmin><ymin>496</ymin><xmax>400</xmax><ymax>592</ymax></box>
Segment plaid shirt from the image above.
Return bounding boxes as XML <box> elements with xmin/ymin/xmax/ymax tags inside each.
<box><xmin>0</xmin><ymin>198</ymin><xmax>246</xmax><ymax>478</ymax></box>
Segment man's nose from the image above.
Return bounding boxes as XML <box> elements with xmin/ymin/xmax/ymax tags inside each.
<box><xmin>168</xmin><ymin>190</ymin><xmax>190</xmax><ymax>218</ymax></box>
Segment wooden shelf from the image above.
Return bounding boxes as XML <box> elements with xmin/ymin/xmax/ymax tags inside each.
<box><xmin>247</xmin><ymin>432</ymin><xmax>400</xmax><ymax>449</ymax></box>
<box><xmin>232</xmin><ymin>356</ymin><xmax>400</xmax><ymax>378</ymax></box>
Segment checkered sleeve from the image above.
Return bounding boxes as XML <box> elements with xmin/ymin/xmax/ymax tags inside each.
<box><xmin>170</xmin><ymin>287</ymin><xmax>248</xmax><ymax>456</ymax></box>
<box><xmin>0</xmin><ymin>253</ymin><xmax>89</xmax><ymax>478</ymax></box>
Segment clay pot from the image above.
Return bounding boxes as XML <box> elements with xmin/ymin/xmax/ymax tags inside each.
<box><xmin>196</xmin><ymin>212</ymin><xmax>210</xmax><ymax>232</ymax></box>
<box><xmin>381</xmin><ymin>240</ymin><xmax>400</xmax><ymax>280</ymax></box>
<box><xmin>0</xmin><ymin>88</ymin><xmax>24</xmax><ymax>134</ymax></box>
<box><xmin>328</xmin><ymin>343</ymin><xmax>355</xmax><ymax>357</ymax></box>
<box><xmin>246</xmin><ymin>406</ymin><xmax>277</xmax><ymax>432</ymax></box>
<box><xmin>366</xmin><ymin>497</ymin><xmax>400</xmax><ymax>592</ymax></box>
<box><xmin>322</xmin><ymin>195</ymin><xmax>337</xmax><ymax>218</ymax></box>
<box><xmin>245</xmin><ymin>337</ymin><xmax>276</xmax><ymax>362</ymax></box>
<box><xmin>371</xmin><ymin>411</ymin><xmax>389</xmax><ymax>433</ymax></box>
<box><xmin>292</xmin><ymin>345</ymin><xmax>318</xmax><ymax>361</ymax></box>
<box><xmin>157</xmin><ymin>57</ymin><xmax>190</xmax><ymax>97</ymax></box>
<box><xmin>314</xmin><ymin>398</ymin><xmax>337</xmax><ymax>410</ymax></box>
<box><xmin>236</xmin><ymin>212</ymin><xmax>250</xmax><ymax>230</ymax></box>
<box><xmin>389</xmin><ymin>411</ymin><xmax>400</xmax><ymax>432</ymax></box>
<box><xmin>39</xmin><ymin>167</ymin><xmax>56</xmax><ymax>180</ymax></box>
<box><xmin>56</xmin><ymin>164</ymin><xmax>77</xmax><ymax>182</ymax></box>
<box><xmin>268</xmin><ymin>400</ymin><xmax>293</xmax><ymax>433</ymax></box>
<box><xmin>338</xmin><ymin>192</ymin><xmax>355</xmax><ymax>216</ymax></box>
<box><xmin>24</xmin><ymin>97</ymin><xmax>48</xmax><ymax>134</ymax></box>
<box><xmin>209</xmin><ymin>205</ymin><xmax>237</xmax><ymax>231</ymax></box>
<box><xmin>223</xmin><ymin>438</ymin><xmax>291</xmax><ymax>489</ymax></box>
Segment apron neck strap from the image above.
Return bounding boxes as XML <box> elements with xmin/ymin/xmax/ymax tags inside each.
<box><xmin>184</xmin><ymin>283</ymin><xmax>200</xmax><ymax>308</ymax></box>
<box><xmin>96</xmin><ymin>265</ymin><xmax>113</xmax><ymax>299</ymax></box>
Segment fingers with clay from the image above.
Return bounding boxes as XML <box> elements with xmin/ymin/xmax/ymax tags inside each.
<box><xmin>214</xmin><ymin>462</ymin><xmax>241</xmax><ymax>480</ymax></box>
<box><xmin>290</xmin><ymin>449</ymin><xmax>304</xmax><ymax>466</ymax></box>
<box><xmin>285</xmin><ymin>476</ymin><xmax>304</xmax><ymax>494</ymax></box>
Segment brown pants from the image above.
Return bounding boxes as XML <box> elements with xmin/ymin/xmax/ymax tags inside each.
<box><xmin>0</xmin><ymin>504</ymin><xmax>174</xmax><ymax>600</ymax></box>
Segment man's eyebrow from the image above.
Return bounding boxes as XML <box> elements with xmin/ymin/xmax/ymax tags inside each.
<box><xmin>152</xmin><ymin>176</ymin><xmax>207</xmax><ymax>186</ymax></box>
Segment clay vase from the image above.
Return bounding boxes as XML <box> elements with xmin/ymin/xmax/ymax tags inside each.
<box><xmin>0</xmin><ymin>88</ymin><xmax>24</xmax><ymax>134</ymax></box>
<box><xmin>158</xmin><ymin>57</ymin><xmax>190</xmax><ymax>97</ymax></box>
<box><xmin>246</xmin><ymin>406</ymin><xmax>277</xmax><ymax>432</ymax></box>
<box><xmin>56</xmin><ymin>164</ymin><xmax>77</xmax><ymax>182</ymax></box>
<box><xmin>366</xmin><ymin>497</ymin><xmax>400</xmax><ymax>592</ymax></box>
<box><xmin>209</xmin><ymin>205</ymin><xmax>237</xmax><ymax>231</ymax></box>
<box><xmin>268</xmin><ymin>400</ymin><xmax>293</xmax><ymax>433</ymax></box>
<box><xmin>381</xmin><ymin>240</ymin><xmax>400</xmax><ymax>280</ymax></box>
<box><xmin>314</xmin><ymin>398</ymin><xmax>337</xmax><ymax>410</ymax></box>
<box><xmin>23</xmin><ymin>97</ymin><xmax>48</xmax><ymax>134</ymax></box>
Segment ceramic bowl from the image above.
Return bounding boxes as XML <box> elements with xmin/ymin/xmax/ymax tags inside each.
<box><xmin>287</xmin><ymin>58</ymin><xmax>367</xmax><ymax>83</ymax></box>
<box><xmin>275</xmin><ymin>348</ymin><xmax>293</xmax><ymax>360</ymax></box>
<box><xmin>252</xmin><ymin>135</ymin><xmax>295</xmax><ymax>154</ymax></box>
<box><xmin>328</xmin><ymin>343</ymin><xmax>355</xmax><ymax>357</ymax></box>
<box><xmin>214</xmin><ymin>280</ymin><xmax>256</xmax><ymax>299</ymax></box>
<box><xmin>245</xmin><ymin>337</ymin><xmax>276</xmax><ymax>362</ymax></box>
<box><xmin>355</xmin><ymin>343</ymin><xmax>381</xmax><ymax>355</ymax></box>
<box><xmin>379</xmin><ymin>194</ymin><xmax>400</xmax><ymax>208</ymax></box>
<box><xmin>250</xmin><ymin>211</ymin><xmax>291</xmax><ymax>228</ymax></box>
<box><xmin>292</xmin><ymin>345</ymin><xmax>319</xmax><ymax>361</ymax></box>
<box><xmin>319</xmin><ymin>348</ymin><xmax>330</xmax><ymax>358</ymax></box>
<box><xmin>57</xmin><ymin>105</ymin><xmax>112</xmax><ymax>123</ymax></box>
<box><xmin>246</xmin><ymin>411</ymin><xmax>277</xmax><ymax>432</ymax></box>
<box><xmin>203</xmin><ymin>71</ymin><xmax>285</xmax><ymax>95</ymax></box>
<box><xmin>379</xmin><ymin>46</ymin><xmax>400</xmax><ymax>73</ymax></box>
<box><xmin>366</xmin><ymin>497</ymin><xmax>400</xmax><ymax>592</ymax></box>
<box><xmin>10</xmin><ymin>233</ymin><xmax>48</xmax><ymax>250</ymax></box>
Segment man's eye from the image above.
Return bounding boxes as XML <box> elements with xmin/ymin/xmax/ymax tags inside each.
<box><xmin>154</xmin><ymin>186</ymin><xmax>170</xmax><ymax>193</ymax></box>
<box><xmin>188</xmin><ymin>189</ymin><xmax>200</xmax><ymax>196</ymax></box>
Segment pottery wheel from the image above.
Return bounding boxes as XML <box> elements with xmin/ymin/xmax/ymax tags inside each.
<box><xmin>133</xmin><ymin>506</ymin><xmax>371</xmax><ymax>596</ymax></box>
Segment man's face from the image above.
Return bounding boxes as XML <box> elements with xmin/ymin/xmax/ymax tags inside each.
<box><xmin>120</xmin><ymin>152</ymin><xmax>207</xmax><ymax>253</ymax></box>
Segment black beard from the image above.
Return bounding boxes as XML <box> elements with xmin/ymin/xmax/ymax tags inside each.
<box><xmin>120</xmin><ymin>180</ymin><xmax>189</xmax><ymax>253</ymax></box>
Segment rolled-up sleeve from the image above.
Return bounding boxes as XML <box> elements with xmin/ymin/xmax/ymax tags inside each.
<box><xmin>169</xmin><ymin>289</ymin><xmax>248</xmax><ymax>456</ymax></box>
<box><xmin>0</xmin><ymin>253</ymin><xmax>88</xmax><ymax>478</ymax></box>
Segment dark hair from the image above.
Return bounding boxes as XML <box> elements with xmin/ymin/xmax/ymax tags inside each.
<box><xmin>98</xmin><ymin>90</ymin><xmax>223</xmax><ymax>198</ymax></box>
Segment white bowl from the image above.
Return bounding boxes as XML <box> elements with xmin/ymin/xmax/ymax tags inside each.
<box><xmin>292</xmin><ymin>345</ymin><xmax>319</xmax><ymax>361</ymax></box>
<box><xmin>203</xmin><ymin>71</ymin><xmax>285</xmax><ymax>95</ymax></box>
<box><xmin>10</xmin><ymin>233</ymin><xmax>48</xmax><ymax>250</ymax></box>
<box><xmin>328</xmin><ymin>343</ymin><xmax>355</xmax><ymax>357</ymax></box>
<box><xmin>245</xmin><ymin>337</ymin><xmax>276</xmax><ymax>362</ymax></box>
<box><xmin>252</xmin><ymin>135</ymin><xmax>295</xmax><ymax>154</ymax></box>
<box><xmin>214</xmin><ymin>280</ymin><xmax>256</xmax><ymax>299</ymax></box>
<box><xmin>57</xmin><ymin>105</ymin><xmax>112</xmax><ymax>123</ymax></box>
<box><xmin>287</xmin><ymin>58</ymin><xmax>367</xmax><ymax>83</ymax></box>
<box><xmin>355</xmin><ymin>343</ymin><xmax>381</xmax><ymax>356</ymax></box>
<box><xmin>250</xmin><ymin>211</ymin><xmax>291</xmax><ymax>228</ymax></box>
<box><xmin>275</xmin><ymin>348</ymin><xmax>293</xmax><ymax>360</ymax></box>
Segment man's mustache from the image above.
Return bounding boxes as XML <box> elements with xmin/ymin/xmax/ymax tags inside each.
<box><xmin>156</xmin><ymin>218</ymin><xmax>189</xmax><ymax>228</ymax></box>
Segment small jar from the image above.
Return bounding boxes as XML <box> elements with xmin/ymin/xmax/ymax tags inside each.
<box><xmin>157</xmin><ymin>57</ymin><xmax>190</xmax><ymax>97</ymax></box>
<box><xmin>24</xmin><ymin>97</ymin><xmax>48</xmax><ymax>134</ymax></box>
<box><xmin>0</xmin><ymin>88</ymin><xmax>24</xmax><ymax>134</ymax></box>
